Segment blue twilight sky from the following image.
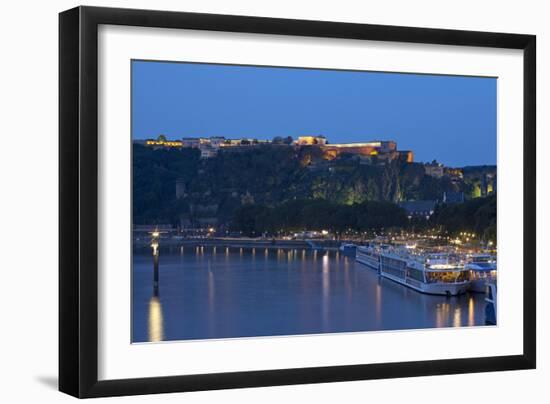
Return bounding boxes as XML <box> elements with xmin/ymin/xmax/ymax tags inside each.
<box><xmin>132</xmin><ymin>60</ymin><xmax>496</xmax><ymax>167</ymax></box>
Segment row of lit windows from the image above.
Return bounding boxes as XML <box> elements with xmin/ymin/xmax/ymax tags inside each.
<box><xmin>381</xmin><ymin>256</ymin><xmax>407</xmax><ymax>269</ymax></box>
<box><xmin>381</xmin><ymin>266</ymin><xmax>406</xmax><ymax>280</ymax></box>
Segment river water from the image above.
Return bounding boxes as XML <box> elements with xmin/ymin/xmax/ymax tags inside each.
<box><xmin>132</xmin><ymin>246</ymin><xmax>488</xmax><ymax>343</ymax></box>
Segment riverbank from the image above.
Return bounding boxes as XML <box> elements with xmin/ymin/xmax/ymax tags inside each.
<box><xmin>133</xmin><ymin>236</ymin><xmax>342</xmax><ymax>251</ymax></box>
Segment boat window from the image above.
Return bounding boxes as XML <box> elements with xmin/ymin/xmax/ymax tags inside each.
<box><xmin>426</xmin><ymin>271</ymin><xmax>469</xmax><ymax>283</ymax></box>
<box><xmin>407</xmin><ymin>268</ymin><xmax>424</xmax><ymax>282</ymax></box>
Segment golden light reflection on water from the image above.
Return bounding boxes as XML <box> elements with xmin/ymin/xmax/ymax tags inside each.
<box><xmin>322</xmin><ymin>253</ymin><xmax>330</xmax><ymax>272</ymax></box>
<box><xmin>453</xmin><ymin>307</ymin><xmax>461</xmax><ymax>327</ymax></box>
<box><xmin>436</xmin><ymin>302</ymin><xmax>450</xmax><ymax>328</ymax></box>
<box><xmin>148</xmin><ymin>296</ymin><xmax>164</xmax><ymax>342</ymax></box>
<box><xmin>468</xmin><ymin>295</ymin><xmax>475</xmax><ymax>326</ymax></box>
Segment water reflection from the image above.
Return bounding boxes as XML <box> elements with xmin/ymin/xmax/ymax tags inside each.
<box><xmin>453</xmin><ymin>307</ymin><xmax>462</xmax><ymax>328</ymax></box>
<box><xmin>468</xmin><ymin>295</ymin><xmax>475</xmax><ymax>327</ymax></box>
<box><xmin>148</xmin><ymin>296</ymin><xmax>164</xmax><ymax>342</ymax></box>
<box><xmin>147</xmin><ymin>232</ymin><xmax>164</xmax><ymax>342</ymax></box>
<box><xmin>132</xmin><ymin>246</ymin><xmax>488</xmax><ymax>343</ymax></box>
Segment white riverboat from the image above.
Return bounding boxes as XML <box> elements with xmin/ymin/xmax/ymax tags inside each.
<box><xmin>356</xmin><ymin>245</ymin><xmax>382</xmax><ymax>271</ymax></box>
<box><xmin>378</xmin><ymin>248</ymin><xmax>470</xmax><ymax>296</ymax></box>
<box><xmin>466</xmin><ymin>254</ymin><xmax>497</xmax><ymax>293</ymax></box>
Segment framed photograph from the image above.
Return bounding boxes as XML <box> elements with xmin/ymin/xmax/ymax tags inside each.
<box><xmin>59</xmin><ymin>6</ymin><xmax>536</xmax><ymax>398</ymax></box>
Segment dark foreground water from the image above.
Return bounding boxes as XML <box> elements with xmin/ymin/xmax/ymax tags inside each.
<box><xmin>132</xmin><ymin>246</ymin><xmax>488</xmax><ymax>343</ymax></box>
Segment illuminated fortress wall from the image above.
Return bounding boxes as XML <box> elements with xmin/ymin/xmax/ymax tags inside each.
<box><xmin>138</xmin><ymin>135</ymin><xmax>414</xmax><ymax>163</ymax></box>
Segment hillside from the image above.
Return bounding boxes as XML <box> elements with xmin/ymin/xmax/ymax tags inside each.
<box><xmin>132</xmin><ymin>144</ymin><xmax>496</xmax><ymax>238</ymax></box>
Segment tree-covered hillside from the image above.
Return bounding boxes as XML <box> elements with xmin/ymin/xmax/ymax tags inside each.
<box><xmin>132</xmin><ymin>144</ymin><xmax>496</xmax><ymax>239</ymax></box>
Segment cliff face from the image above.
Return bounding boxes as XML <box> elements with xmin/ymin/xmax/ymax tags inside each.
<box><xmin>132</xmin><ymin>144</ymin><xmax>491</xmax><ymax>227</ymax></box>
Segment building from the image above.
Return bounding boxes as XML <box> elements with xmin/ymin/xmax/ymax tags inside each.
<box><xmin>179</xmin><ymin>136</ymin><xmax>270</xmax><ymax>158</ymax></box>
<box><xmin>199</xmin><ymin>146</ymin><xmax>217</xmax><ymax>158</ymax></box>
<box><xmin>444</xmin><ymin>167</ymin><xmax>464</xmax><ymax>185</ymax></box>
<box><xmin>424</xmin><ymin>162</ymin><xmax>444</xmax><ymax>178</ymax></box>
<box><xmin>209</xmin><ymin>136</ymin><xmax>226</xmax><ymax>148</ymax></box>
<box><xmin>220</xmin><ymin>138</ymin><xmax>247</xmax><ymax>146</ymax></box>
<box><xmin>317</xmin><ymin>140</ymin><xmax>412</xmax><ymax>163</ymax></box>
<box><xmin>398</xmin><ymin>150</ymin><xmax>414</xmax><ymax>163</ymax></box>
<box><xmin>141</xmin><ymin>134</ymin><xmax>414</xmax><ymax>163</ymax></box>
<box><xmin>444</xmin><ymin>167</ymin><xmax>463</xmax><ymax>180</ymax></box>
<box><xmin>295</xmin><ymin>135</ymin><xmax>327</xmax><ymax>145</ymax></box>
<box><xmin>181</xmin><ymin>137</ymin><xmax>202</xmax><ymax>148</ymax></box>
<box><xmin>399</xmin><ymin>200</ymin><xmax>436</xmax><ymax>220</ymax></box>
<box><xmin>140</xmin><ymin>135</ymin><xmax>183</xmax><ymax>149</ymax></box>
<box><xmin>180</xmin><ymin>137</ymin><xmax>224</xmax><ymax>158</ymax></box>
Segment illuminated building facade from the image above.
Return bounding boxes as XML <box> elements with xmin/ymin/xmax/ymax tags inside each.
<box><xmin>136</xmin><ymin>134</ymin><xmax>414</xmax><ymax>163</ymax></box>
<box><xmin>316</xmin><ymin>140</ymin><xmax>412</xmax><ymax>163</ymax></box>
<box><xmin>296</xmin><ymin>135</ymin><xmax>327</xmax><ymax>145</ymax></box>
<box><xmin>143</xmin><ymin>135</ymin><xmax>183</xmax><ymax>149</ymax></box>
<box><xmin>424</xmin><ymin>162</ymin><xmax>445</xmax><ymax>178</ymax></box>
<box><xmin>181</xmin><ymin>137</ymin><xmax>201</xmax><ymax>148</ymax></box>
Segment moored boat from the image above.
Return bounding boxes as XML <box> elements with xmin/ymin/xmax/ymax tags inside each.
<box><xmin>379</xmin><ymin>248</ymin><xmax>470</xmax><ymax>296</ymax></box>
<box><xmin>356</xmin><ymin>245</ymin><xmax>381</xmax><ymax>272</ymax></box>
<box><xmin>466</xmin><ymin>254</ymin><xmax>497</xmax><ymax>293</ymax></box>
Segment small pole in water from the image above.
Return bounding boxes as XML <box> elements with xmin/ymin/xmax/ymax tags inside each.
<box><xmin>151</xmin><ymin>230</ymin><xmax>160</xmax><ymax>297</ymax></box>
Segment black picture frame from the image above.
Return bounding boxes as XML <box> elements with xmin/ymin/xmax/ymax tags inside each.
<box><xmin>59</xmin><ymin>5</ymin><xmax>536</xmax><ymax>398</ymax></box>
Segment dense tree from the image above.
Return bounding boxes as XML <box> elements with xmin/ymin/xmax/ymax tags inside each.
<box><xmin>431</xmin><ymin>195</ymin><xmax>496</xmax><ymax>241</ymax></box>
<box><xmin>230</xmin><ymin>199</ymin><xmax>409</xmax><ymax>237</ymax></box>
<box><xmin>133</xmin><ymin>144</ymin><xmax>200</xmax><ymax>225</ymax></box>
